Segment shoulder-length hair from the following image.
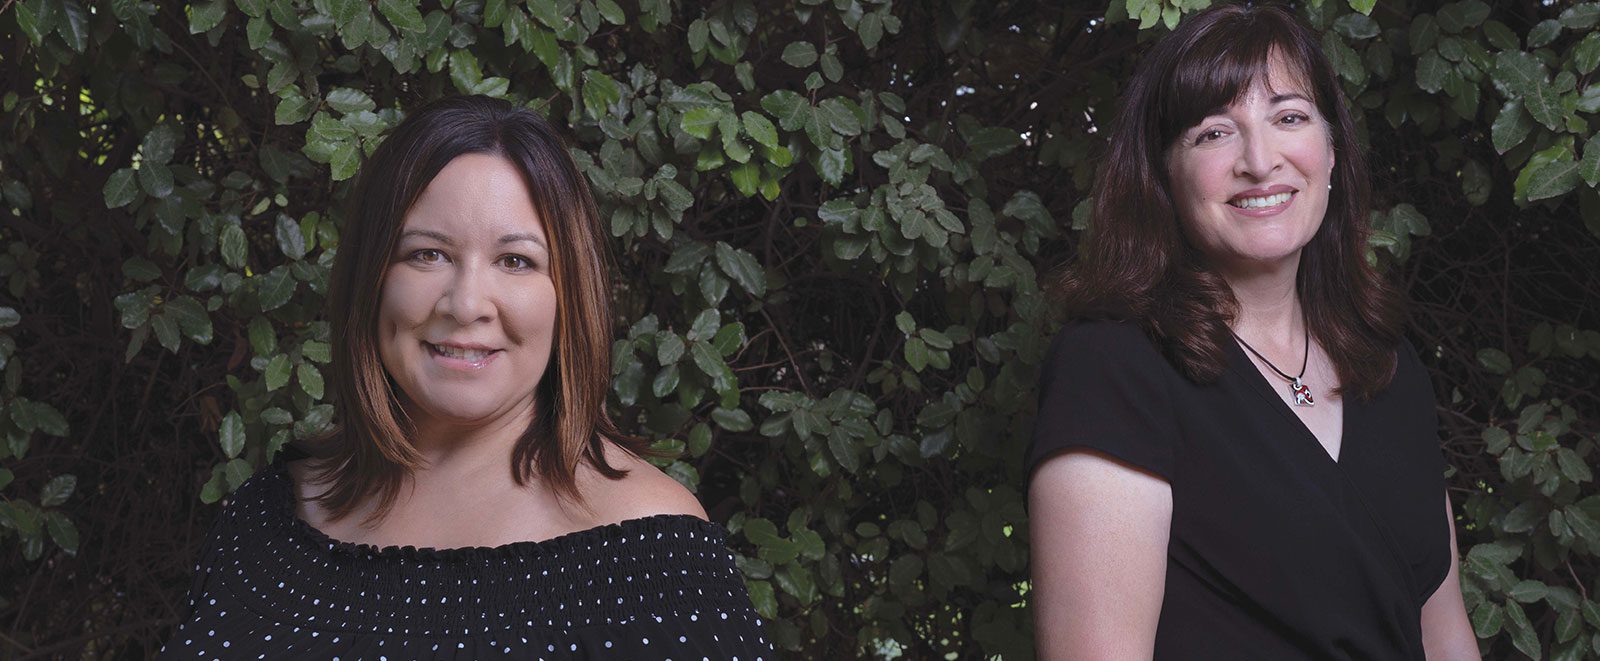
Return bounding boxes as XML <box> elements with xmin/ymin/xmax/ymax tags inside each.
<box><xmin>1051</xmin><ymin>2</ymin><xmax>1404</xmax><ymax>398</ymax></box>
<box><xmin>308</xmin><ymin>95</ymin><xmax>647</xmax><ymax>523</ymax></box>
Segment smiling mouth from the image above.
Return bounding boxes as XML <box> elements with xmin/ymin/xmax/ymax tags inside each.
<box><xmin>1229</xmin><ymin>191</ymin><xmax>1294</xmax><ymax>209</ymax></box>
<box><xmin>424</xmin><ymin>342</ymin><xmax>500</xmax><ymax>362</ymax></box>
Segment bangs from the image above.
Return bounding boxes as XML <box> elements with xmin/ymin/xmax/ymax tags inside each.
<box><xmin>1156</xmin><ymin>10</ymin><xmax>1326</xmax><ymax>146</ymax></box>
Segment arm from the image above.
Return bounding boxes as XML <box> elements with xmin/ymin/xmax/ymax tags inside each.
<box><xmin>1030</xmin><ymin>450</ymin><xmax>1173</xmax><ymax>661</ymax></box>
<box><xmin>1420</xmin><ymin>493</ymin><xmax>1479</xmax><ymax>660</ymax></box>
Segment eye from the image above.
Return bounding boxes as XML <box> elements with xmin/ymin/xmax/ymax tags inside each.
<box><xmin>1280</xmin><ymin>112</ymin><xmax>1312</xmax><ymax>126</ymax></box>
<box><xmin>1194</xmin><ymin>128</ymin><xmax>1226</xmax><ymax>145</ymax></box>
<box><xmin>409</xmin><ymin>249</ymin><xmax>447</xmax><ymax>264</ymax></box>
<box><xmin>498</xmin><ymin>254</ymin><xmax>535</xmax><ymax>271</ymax></box>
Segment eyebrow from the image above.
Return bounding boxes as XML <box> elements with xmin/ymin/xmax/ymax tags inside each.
<box><xmin>400</xmin><ymin>229</ymin><xmax>547</xmax><ymax>250</ymax></box>
<box><xmin>1270</xmin><ymin>92</ymin><xmax>1313</xmax><ymax>104</ymax></box>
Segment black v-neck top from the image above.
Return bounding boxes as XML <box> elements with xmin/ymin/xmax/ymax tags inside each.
<box><xmin>158</xmin><ymin>462</ymin><xmax>774</xmax><ymax>660</ymax></box>
<box><xmin>1026</xmin><ymin>320</ymin><xmax>1450</xmax><ymax>660</ymax></box>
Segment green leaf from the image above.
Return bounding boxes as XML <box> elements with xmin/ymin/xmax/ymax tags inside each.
<box><xmin>40</xmin><ymin>475</ymin><xmax>76</xmax><ymax>507</ymax></box>
<box><xmin>1525</xmin><ymin>158</ymin><xmax>1582</xmax><ymax>202</ymax></box>
<box><xmin>815</xmin><ymin>147</ymin><xmax>847</xmax><ymax>186</ymax></box>
<box><xmin>219</xmin><ymin>411</ymin><xmax>246</xmax><ymax>458</ymax></box>
<box><xmin>904</xmin><ymin>336</ymin><xmax>929</xmax><ymax>372</ymax></box>
<box><xmin>377</xmin><ymin>0</ymin><xmax>426</xmax><ymax>32</ymax></box>
<box><xmin>221</xmin><ymin>222</ymin><xmax>248</xmax><ymax>269</ymax></box>
<box><xmin>275</xmin><ymin>215</ymin><xmax>306</xmax><ymax>260</ymax></box>
<box><xmin>0</xmin><ymin>468</ymin><xmax>12</xmax><ymax>491</ymax></box>
<box><xmin>817</xmin><ymin>98</ymin><xmax>861</xmax><ymax>136</ymax></box>
<box><xmin>297</xmin><ymin>362</ymin><xmax>324</xmax><ymax>399</ymax></box>
<box><xmin>137</xmin><ymin>163</ymin><xmax>174</xmax><ymax>199</ymax></box>
<box><xmin>1476</xmin><ymin>348</ymin><xmax>1512</xmax><ymax>374</ymax></box>
<box><xmin>247</xmin><ymin>316</ymin><xmax>276</xmax><ymax>356</ymax></box>
<box><xmin>265</xmin><ymin>354</ymin><xmax>291</xmax><ymax>391</ymax></box>
<box><xmin>1471</xmin><ymin>602</ymin><xmax>1504</xmax><ymax>638</ymax></box>
<box><xmin>688</xmin><ymin>309</ymin><xmax>721</xmax><ymax>342</ymax></box>
<box><xmin>711</xmin><ymin>407</ymin><xmax>753</xmax><ymax>432</ymax></box>
<box><xmin>1509</xmin><ymin>580</ymin><xmax>1549</xmax><ymax>603</ymax></box>
<box><xmin>680</xmin><ymin>107</ymin><xmax>720</xmax><ymax>140</ymax></box>
<box><xmin>141</xmin><ymin>123</ymin><xmax>181</xmax><ymax>164</ymax></box>
<box><xmin>45</xmin><ymin>512</ymin><xmax>78</xmax><ymax>554</ymax></box>
<box><xmin>596</xmin><ymin>0</ymin><xmax>625</xmax><ymax>24</ymax></box>
<box><xmin>14</xmin><ymin>0</ymin><xmax>45</xmax><ymax>45</ymax></box>
<box><xmin>729</xmin><ymin>161</ymin><xmax>759</xmax><ymax>197</ymax></box>
<box><xmin>151</xmin><ymin>312</ymin><xmax>180</xmax><ymax>352</ymax></box>
<box><xmin>741</xmin><ymin>111</ymin><xmax>780</xmax><ymax>149</ymax></box>
<box><xmin>760</xmin><ymin>91</ymin><xmax>809</xmax><ymax>131</ymax></box>
<box><xmin>199</xmin><ymin>466</ymin><xmax>224</xmax><ymax>504</ymax></box>
<box><xmin>1334</xmin><ymin>13</ymin><xmax>1380</xmax><ymax>40</ymax></box>
<box><xmin>1409</xmin><ymin>15</ymin><xmax>1439</xmax><ymax>55</ymax></box>
<box><xmin>223</xmin><ymin>458</ymin><xmax>254</xmax><ymax>491</ymax></box>
<box><xmin>275</xmin><ymin>93</ymin><xmax>313</xmax><ymax>126</ymax></box>
<box><xmin>1347</xmin><ymin>0</ymin><xmax>1376</xmax><ymax>15</ymax></box>
<box><xmin>1415</xmin><ymin>51</ymin><xmax>1448</xmax><ymax>94</ymax></box>
<box><xmin>781</xmin><ymin>41</ymin><xmax>818</xmax><ymax>68</ymax></box>
<box><xmin>1491</xmin><ymin>101</ymin><xmax>1531</xmax><ymax>154</ymax></box>
<box><xmin>326</xmin><ymin>87</ymin><xmax>376</xmax><ymax>114</ymax></box>
<box><xmin>1502</xmin><ymin>501</ymin><xmax>1542</xmax><ymax>533</ymax></box>
<box><xmin>1582</xmin><ymin>133</ymin><xmax>1600</xmax><ymax>186</ymax></box>
<box><xmin>257</xmin><ymin>266</ymin><xmax>296</xmax><ymax>311</ymax></box>
<box><xmin>449</xmin><ymin>50</ymin><xmax>483</xmax><ymax>93</ymax></box>
<box><xmin>582</xmin><ymin>71</ymin><xmax>622</xmax><ymax>119</ymax></box>
<box><xmin>966</xmin><ymin>127</ymin><xmax>1022</xmax><ymax>160</ymax></box>
<box><xmin>714</xmin><ymin>242</ymin><xmax>766</xmax><ymax>297</ymax></box>
<box><xmin>164</xmin><ymin>297</ymin><xmax>213</xmax><ymax>344</ymax></box>
<box><xmin>1526</xmin><ymin>20</ymin><xmax>1562</xmax><ymax>49</ymax></box>
<box><xmin>247</xmin><ymin>15</ymin><xmax>272</xmax><ymax>49</ymax></box>
<box><xmin>747</xmin><ymin>579</ymin><xmax>777</xmax><ymax>619</ymax></box>
<box><xmin>103</xmin><ymin>169</ymin><xmax>139</xmax><ymax>209</ymax></box>
<box><xmin>189</xmin><ymin>0</ymin><xmax>227</xmax><ymax>34</ymax></box>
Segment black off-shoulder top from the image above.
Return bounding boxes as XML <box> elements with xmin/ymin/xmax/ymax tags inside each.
<box><xmin>158</xmin><ymin>462</ymin><xmax>774</xmax><ymax>660</ymax></box>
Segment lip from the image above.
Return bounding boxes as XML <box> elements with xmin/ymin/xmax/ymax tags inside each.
<box><xmin>423</xmin><ymin>341</ymin><xmax>502</xmax><ymax>371</ymax></box>
<box><xmin>1230</xmin><ymin>184</ymin><xmax>1298</xmax><ymax>200</ymax></box>
<box><xmin>1227</xmin><ymin>184</ymin><xmax>1298</xmax><ymax>218</ymax></box>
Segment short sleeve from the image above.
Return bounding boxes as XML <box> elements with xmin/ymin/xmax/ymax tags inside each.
<box><xmin>1026</xmin><ymin>320</ymin><xmax>1181</xmax><ymax>482</ymax></box>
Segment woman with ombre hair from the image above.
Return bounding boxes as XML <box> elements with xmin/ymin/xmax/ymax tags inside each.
<box><xmin>1026</xmin><ymin>4</ymin><xmax>1478</xmax><ymax>659</ymax></box>
<box><xmin>160</xmin><ymin>96</ymin><xmax>772</xmax><ymax>660</ymax></box>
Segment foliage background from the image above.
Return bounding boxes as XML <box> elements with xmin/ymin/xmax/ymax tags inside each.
<box><xmin>0</xmin><ymin>0</ymin><xmax>1597</xmax><ymax>658</ymax></box>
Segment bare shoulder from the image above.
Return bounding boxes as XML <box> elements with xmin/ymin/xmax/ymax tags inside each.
<box><xmin>577</xmin><ymin>442</ymin><xmax>708</xmax><ymax>523</ymax></box>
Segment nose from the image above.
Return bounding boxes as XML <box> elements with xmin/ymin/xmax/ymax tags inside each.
<box><xmin>436</xmin><ymin>264</ymin><xmax>496</xmax><ymax>325</ymax></box>
<box><xmin>1233</xmin><ymin>129</ymin><xmax>1283</xmax><ymax>180</ymax></box>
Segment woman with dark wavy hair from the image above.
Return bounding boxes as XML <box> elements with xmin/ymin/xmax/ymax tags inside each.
<box><xmin>1026</xmin><ymin>4</ymin><xmax>1477</xmax><ymax>659</ymax></box>
<box><xmin>160</xmin><ymin>96</ymin><xmax>772</xmax><ymax>659</ymax></box>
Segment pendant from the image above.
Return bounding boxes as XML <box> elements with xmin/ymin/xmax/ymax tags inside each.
<box><xmin>1290</xmin><ymin>378</ymin><xmax>1315</xmax><ymax>407</ymax></box>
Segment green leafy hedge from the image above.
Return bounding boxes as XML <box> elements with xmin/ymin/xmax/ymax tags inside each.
<box><xmin>1</xmin><ymin>0</ymin><xmax>1597</xmax><ymax>657</ymax></box>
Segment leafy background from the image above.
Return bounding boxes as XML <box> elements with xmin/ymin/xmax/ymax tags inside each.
<box><xmin>1</xmin><ymin>0</ymin><xmax>1597</xmax><ymax>658</ymax></box>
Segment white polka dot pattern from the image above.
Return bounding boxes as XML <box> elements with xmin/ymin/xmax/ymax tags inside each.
<box><xmin>156</xmin><ymin>463</ymin><xmax>774</xmax><ymax>659</ymax></box>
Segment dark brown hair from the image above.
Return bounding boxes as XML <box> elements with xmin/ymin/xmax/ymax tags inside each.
<box><xmin>1051</xmin><ymin>2</ymin><xmax>1404</xmax><ymax>398</ymax></box>
<box><xmin>308</xmin><ymin>95</ymin><xmax>647</xmax><ymax>522</ymax></box>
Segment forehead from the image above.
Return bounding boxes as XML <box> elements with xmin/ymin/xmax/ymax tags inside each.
<box><xmin>402</xmin><ymin>154</ymin><xmax>548</xmax><ymax>237</ymax></box>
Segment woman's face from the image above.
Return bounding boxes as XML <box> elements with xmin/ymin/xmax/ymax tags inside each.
<box><xmin>377</xmin><ymin>153</ymin><xmax>557</xmax><ymax>432</ymax></box>
<box><xmin>1165</xmin><ymin>57</ymin><xmax>1336</xmax><ymax>275</ymax></box>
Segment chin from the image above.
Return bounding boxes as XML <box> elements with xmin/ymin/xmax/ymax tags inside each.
<box><xmin>406</xmin><ymin>387</ymin><xmax>517</xmax><ymax>427</ymax></box>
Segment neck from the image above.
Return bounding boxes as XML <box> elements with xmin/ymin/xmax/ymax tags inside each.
<box><xmin>403</xmin><ymin>399</ymin><xmax>536</xmax><ymax>487</ymax></box>
<box><xmin>1219</xmin><ymin>254</ymin><xmax>1302</xmax><ymax>339</ymax></box>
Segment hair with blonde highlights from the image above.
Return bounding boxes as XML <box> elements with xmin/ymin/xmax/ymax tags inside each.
<box><xmin>308</xmin><ymin>95</ymin><xmax>646</xmax><ymax>523</ymax></box>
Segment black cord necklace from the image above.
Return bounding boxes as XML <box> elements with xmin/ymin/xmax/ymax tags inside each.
<box><xmin>1232</xmin><ymin>315</ymin><xmax>1315</xmax><ymax>407</ymax></box>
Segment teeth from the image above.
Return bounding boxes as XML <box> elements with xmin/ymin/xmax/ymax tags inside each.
<box><xmin>430</xmin><ymin>343</ymin><xmax>491</xmax><ymax>361</ymax></box>
<box><xmin>1231</xmin><ymin>192</ymin><xmax>1292</xmax><ymax>208</ymax></box>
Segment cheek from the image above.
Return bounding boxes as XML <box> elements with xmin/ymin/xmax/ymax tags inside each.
<box><xmin>376</xmin><ymin>270</ymin><xmax>434</xmax><ymax>346</ymax></box>
<box><xmin>508</xmin><ymin>279</ymin><xmax>559</xmax><ymax>345</ymax></box>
